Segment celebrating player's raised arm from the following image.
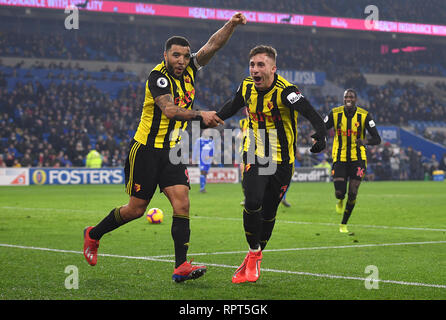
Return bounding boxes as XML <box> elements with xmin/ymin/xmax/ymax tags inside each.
<box><xmin>195</xmin><ymin>12</ymin><xmax>247</xmax><ymax>67</ymax></box>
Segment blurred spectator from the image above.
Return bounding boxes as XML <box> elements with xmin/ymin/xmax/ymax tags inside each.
<box><xmin>390</xmin><ymin>151</ymin><xmax>400</xmax><ymax>180</ymax></box>
<box><xmin>314</xmin><ymin>159</ymin><xmax>331</xmax><ymax>170</ymax></box>
<box><xmin>398</xmin><ymin>148</ymin><xmax>409</xmax><ymax>180</ymax></box>
<box><xmin>407</xmin><ymin>146</ymin><xmax>422</xmax><ymax>180</ymax></box>
<box><xmin>381</xmin><ymin>142</ymin><xmax>392</xmax><ymax>180</ymax></box>
<box><xmin>440</xmin><ymin>153</ymin><xmax>446</xmax><ymax>171</ymax></box>
<box><xmin>427</xmin><ymin>154</ymin><xmax>440</xmax><ymax>178</ymax></box>
<box><xmin>0</xmin><ymin>154</ymin><xmax>6</xmax><ymax>167</ymax></box>
<box><xmin>85</xmin><ymin>146</ymin><xmax>103</xmax><ymax>168</ymax></box>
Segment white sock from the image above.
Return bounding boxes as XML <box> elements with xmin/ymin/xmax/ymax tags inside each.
<box><xmin>249</xmin><ymin>245</ymin><xmax>261</xmax><ymax>253</ymax></box>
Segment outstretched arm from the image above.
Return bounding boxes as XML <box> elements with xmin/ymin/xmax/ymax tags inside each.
<box><xmin>281</xmin><ymin>87</ymin><xmax>327</xmax><ymax>153</ymax></box>
<box><xmin>155</xmin><ymin>94</ymin><xmax>201</xmax><ymax>121</ymax></box>
<box><xmin>155</xmin><ymin>93</ymin><xmax>224</xmax><ymax>127</ymax></box>
<box><xmin>195</xmin><ymin>12</ymin><xmax>247</xmax><ymax>67</ymax></box>
<box><xmin>215</xmin><ymin>84</ymin><xmax>245</xmax><ymax>121</ymax></box>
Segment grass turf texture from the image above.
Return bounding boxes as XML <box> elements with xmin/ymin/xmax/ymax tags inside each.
<box><xmin>0</xmin><ymin>181</ymin><xmax>445</xmax><ymax>300</ymax></box>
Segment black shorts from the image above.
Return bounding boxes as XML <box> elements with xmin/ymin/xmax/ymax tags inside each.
<box><xmin>242</xmin><ymin>163</ymin><xmax>293</xmax><ymax>209</ymax></box>
<box><xmin>124</xmin><ymin>140</ymin><xmax>190</xmax><ymax>200</ymax></box>
<box><xmin>332</xmin><ymin>160</ymin><xmax>366</xmax><ymax>181</ymax></box>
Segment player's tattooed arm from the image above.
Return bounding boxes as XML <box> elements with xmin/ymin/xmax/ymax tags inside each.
<box><xmin>155</xmin><ymin>94</ymin><xmax>201</xmax><ymax>121</ymax></box>
<box><xmin>196</xmin><ymin>12</ymin><xmax>247</xmax><ymax>66</ymax></box>
<box><xmin>155</xmin><ymin>94</ymin><xmax>223</xmax><ymax>127</ymax></box>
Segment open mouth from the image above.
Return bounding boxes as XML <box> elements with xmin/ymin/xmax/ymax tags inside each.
<box><xmin>253</xmin><ymin>76</ymin><xmax>262</xmax><ymax>83</ymax></box>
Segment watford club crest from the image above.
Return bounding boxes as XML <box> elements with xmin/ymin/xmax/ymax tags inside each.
<box><xmin>134</xmin><ymin>183</ymin><xmax>141</xmax><ymax>192</ymax></box>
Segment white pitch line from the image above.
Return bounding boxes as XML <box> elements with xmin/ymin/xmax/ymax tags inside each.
<box><xmin>149</xmin><ymin>240</ymin><xmax>446</xmax><ymax>258</ymax></box>
<box><xmin>1</xmin><ymin>206</ymin><xmax>446</xmax><ymax>232</ymax></box>
<box><xmin>193</xmin><ymin>215</ymin><xmax>446</xmax><ymax>232</ymax></box>
<box><xmin>0</xmin><ymin>243</ymin><xmax>175</xmax><ymax>263</ymax></box>
<box><xmin>1</xmin><ymin>243</ymin><xmax>445</xmax><ymax>289</ymax></box>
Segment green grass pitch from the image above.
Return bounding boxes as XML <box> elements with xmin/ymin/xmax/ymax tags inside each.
<box><xmin>0</xmin><ymin>181</ymin><xmax>445</xmax><ymax>300</ymax></box>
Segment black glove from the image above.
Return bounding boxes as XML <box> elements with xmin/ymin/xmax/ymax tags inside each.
<box><xmin>310</xmin><ymin>133</ymin><xmax>326</xmax><ymax>153</ymax></box>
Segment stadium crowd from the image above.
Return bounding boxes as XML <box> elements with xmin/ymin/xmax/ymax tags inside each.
<box><xmin>2</xmin><ymin>19</ymin><xmax>446</xmax><ymax>77</ymax></box>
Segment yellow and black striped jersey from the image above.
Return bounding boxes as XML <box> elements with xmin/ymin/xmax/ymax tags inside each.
<box><xmin>239</xmin><ymin>117</ymin><xmax>249</xmax><ymax>132</ymax></box>
<box><xmin>240</xmin><ymin>74</ymin><xmax>299</xmax><ymax>164</ymax></box>
<box><xmin>325</xmin><ymin>105</ymin><xmax>378</xmax><ymax>163</ymax></box>
<box><xmin>133</xmin><ymin>55</ymin><xmax>200</xmax><ymax>149</ymax></box>
<box><xmin>239</xmin><ymin>117</ymin><xmax>249</xmax><ymax>153</ymax></box>
<box><xmin>216</xmin><ymin>73</ymin><xmax>326</xmax><ymax>164</ymax></box>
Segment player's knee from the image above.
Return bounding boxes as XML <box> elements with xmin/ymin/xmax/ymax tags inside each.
<box><xmin>172</xmin><ymin>198</ymin><xmax>190</xmax><ymax>215</ymax></box>
<box><xmin>244</xmin><ymin>199</ymin><xmax>262</xmax><ymax>213</ymax></box>
<box><xmin>348</xmin><ymin>192</ymin><xmax>357</xmax><ymax>202</ymax></box>
<box><xmin>121</xmin><ymin>204</ymin><xmax>147</xmax><ymax>220</ymax></box>
<box><xmin>173</xmin><ymin>203</ymin><xmax>189</xmax><ymax>215</ymax></box>
<box><xmin>335</xmin><ymin>189</ymin><xmax>345</xmax><ymax>200</ymax></box>
<box><xmin>334</xmin><ymin>180</ymin><xmax>346</xmax><ymax>199</ymax></box>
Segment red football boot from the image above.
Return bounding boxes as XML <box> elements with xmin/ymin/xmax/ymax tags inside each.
<box><xmin>245</xmin><ymin>250</ymin><xmax>262</xmax><ymax>282</ymax></box>
<box><xmin>83</xmin><ymin>226</ymin><xmax>99</xmax><ymax>266</ymax></box>
<box><xmin>172</xmin><ymin>260</ymin><xmax>207</xmax><ymax>283</ymax></box>
<box><xmin>232</xmin><ymin>253</ymin><xmax>249</xmax><ymax>283</ymax></box>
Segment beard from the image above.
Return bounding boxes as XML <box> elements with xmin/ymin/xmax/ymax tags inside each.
<box><xmin>165</xmin><ymin>61</ymin><xmax>182</xmax><ymax>79</ymax></box>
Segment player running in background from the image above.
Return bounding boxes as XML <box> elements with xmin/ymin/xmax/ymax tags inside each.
<box><xmin>324</xmin><ymin>89</ymin><xmax>381</xmax><ymax>233</ymax></box>
<box><xmin>212</xmin><ymin>45</ymin><xmax>327</xmax><ymax>283</ymax></box>
<box><xmin>83</xmin><ymin>12</ymin><xmax>247</xmax><ymax>283</ymax></box>
<box><xmin>192</xmin><ymin>129</ymin><xmax>215</xmax><ymax>193</ymax></box>
<box><xmin>280</xmin><ymin>187</ymin><xmax>291</xmax><ymax>207</ymax></box>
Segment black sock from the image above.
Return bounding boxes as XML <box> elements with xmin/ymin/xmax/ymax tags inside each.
<box><xmin>341</xmin><ymin>212</ymin><xmax>351</xmax><ymax>225</ymax></box>
<box><xmin>260</xmin><ymin>217</ymin><xmax>276</xmax><ymax>251</ymax></box>
<box><xmin>243</xmin><ymin>206</ymin><xmax>263</xmax><ymax>250</ymax></box>
<box><xmin>171</xmin><ymin>215</ymin><xmax>190</xmax><ymax>268</ymax></box>
<box><xmin>89</xmin><ymin>207</ymin><xmax>126</xmax><ymax>240</ymax></box>
<box><xmin>341</xmin><ymin>199</ymin><xmax>356</xmax><ymax>224</ymax></box>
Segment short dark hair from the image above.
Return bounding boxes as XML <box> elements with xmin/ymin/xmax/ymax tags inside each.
<box><xmin>164</xmin><ymin>36</ymin><xmax>191</xmax><ymax>52</ymax></box>
<box><xmin>249</xmin><ymin>45</ymin><xmax>277</xmax><ymax>61</ymax></box>
<box><xmin>344</xmin><ymin>88</ymin><xmax>357</xmax><ymax>98</ymax></box>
